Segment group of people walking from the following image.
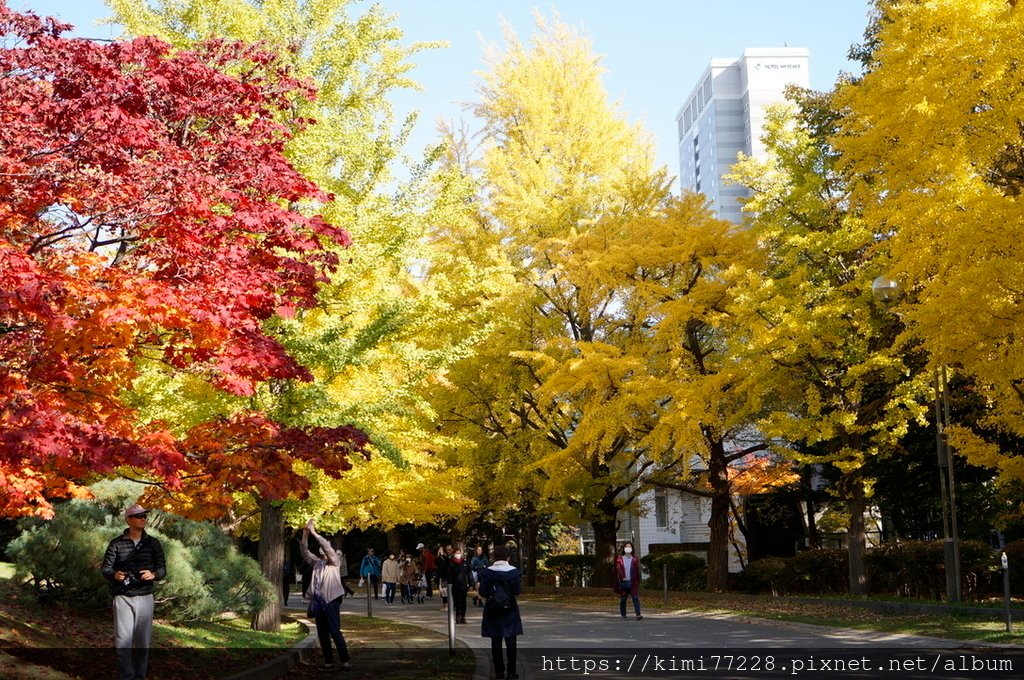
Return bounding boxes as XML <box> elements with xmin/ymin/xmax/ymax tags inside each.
<box><xmin>292</xmin><ymin>539</ymin><xmax>641</xmax><ymax>680</ymax></box>
<box><xmin>101</xmin><ymin>501</ymin><xmax>642</xmax><ymax>680</ymax></box>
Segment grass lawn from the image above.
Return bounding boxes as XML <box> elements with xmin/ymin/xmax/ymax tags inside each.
<box><xmin>0</xmin><ymin>562</ymin><xmax>475</xmax><ymax>679</ymax></box>
<box><xmin>0</xmin><ymin>562</ymin><xmax>305</xmax><ymax>679</ymax></box>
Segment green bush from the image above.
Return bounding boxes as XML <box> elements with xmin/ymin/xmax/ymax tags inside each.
<box><xmin>864</xmin><ymin>539</ymin><xmax>997</xmax><ymax>601</ymax></box>
<box><xmin>7</xmin><ymin>501</ymin><xmax>111</xmax><ymax>608</ymax></box>
<box><xmin>958</xmin><ymin>540</ymin><xmax>1000</xmax><ymax>601</ymax></box>
<box><xmin>7</xmin><ymin>495</ymin><xmax>274</xmax><ymax>622</ymax></box>
<box><xmin>741</xmin><ymin>557</ymin><xmax>789</xmax><ymax>595</ymax></box>
<box><xmin>865</xmin><ymin>540</ymin><xmax>945</xmax><ymax>599</ymax></box>
<box><xmin>641</xmin><ymin>552</ymin><xmax>707</xmax><ymax>591</ymax></box>
<box><xmin>1004</xmin><ymin>539</ymin><xmax>1024</xmax><ymax>597</ymax></box>
<box><xmin>741</xmin><ymin>552</ymin><xmax>847</xmax><ymax>596</ymax></box>
<box><xmin>787</xmin><ymin>549</ymin><xmax>848</xmax><ymax>594</ymax></box>
<box><xmin>545</xmin><ymin>554</ymin><xmax>596</xmax><ymax>587</ymax></box>
<box><xmin>741</xmin><ymin>540</ymin><xmax>999</xmax><ymax>599</ymax></box>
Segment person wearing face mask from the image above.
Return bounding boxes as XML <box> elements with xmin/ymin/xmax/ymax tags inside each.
<box><xmin>400</xmin><ymin>555</ymin><xmax>418</xmax><ymax>604</ymax></box>
<box><xmin>613</xmin><ymin>542</ymin><xmax>643</xmax><ymax>620</ymax></box>
<box><xmin>447</xmin><ymin>548</ymin><xmax>472</xmax><ymax>624</ymax></box>
<box><xmin>381</xmin><ymin>552</ymin><xmax>401</xmax><ymax>604</ymax></box>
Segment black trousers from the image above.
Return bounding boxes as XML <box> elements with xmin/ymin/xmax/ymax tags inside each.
<box><xmin>490</xmin><ymin>635</ymin><xmax>517</xmax><ymax>678</ymax></box>
<box><xmin>314</xmin><ymin>596</ymin><xmax>350</xmax><ymax>665</ymax></box>
<box><xmin>453</xmin><ymin>586</ymin><xmax>468</xmax><ymax>620</ymax></box>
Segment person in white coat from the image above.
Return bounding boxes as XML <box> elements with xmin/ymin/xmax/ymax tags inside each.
<box><xmin>300</xmin><ymin>519</ymin><xmax>351</xmax><ymax>671</ymax></box>
<box><xmin>381</xmin><ymin>552</ymin><xmax>401</xmax><ymax>604</ymax></box>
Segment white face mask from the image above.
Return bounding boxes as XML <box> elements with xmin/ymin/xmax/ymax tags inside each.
<box><xmin>624</xmin><ymin>547</ymin><xmax>633</xmax><ymax>554</ymax></box>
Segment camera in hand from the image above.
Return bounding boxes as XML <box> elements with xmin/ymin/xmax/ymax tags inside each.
<box><xmin>118</xmin><ymin>570</ymin><xmax>143</xmax><ymax>591</ymax></box>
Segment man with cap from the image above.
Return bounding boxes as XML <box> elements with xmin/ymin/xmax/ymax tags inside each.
<box><xmin>101</xmin><ymin>503</ymin><xmax>166</xmax><ymax>680</ymax></box>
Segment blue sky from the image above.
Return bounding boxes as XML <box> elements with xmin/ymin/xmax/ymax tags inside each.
<box><xmin>17</xmin><ymin>1</ymin><xmax>873</xmax><ymax>187</ymax></box>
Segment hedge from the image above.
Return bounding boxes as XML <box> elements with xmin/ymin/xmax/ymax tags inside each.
<box><xmin>545</xmin><ymin>554</ymin><xmax>596</xmax><ymax>587</ymax></box>
<box><xmin>640</xmin><ymin>552</ymin><xmax>707</xmax><ymax>591</ymax></box>
<box><xmin>743</xmin><ymin>540</ymin><xmax>1005</xmax><ymax>599</ymax></box>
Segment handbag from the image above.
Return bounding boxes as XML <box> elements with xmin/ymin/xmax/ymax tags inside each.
<box><xmin>307</xmin><ymin>591</ymin><xmax>328</xmax><ymax>618</ymax></box>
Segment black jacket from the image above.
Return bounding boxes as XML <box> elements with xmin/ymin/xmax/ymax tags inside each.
<box><xmin>101</xmin><ymin>530</ymin><xmax>166</xmax><ymax>597</ymax></box>
<box><xmin>447</xmin><ymin>559</ymin><xmax>471</xmax><ymax>590</ymax></box>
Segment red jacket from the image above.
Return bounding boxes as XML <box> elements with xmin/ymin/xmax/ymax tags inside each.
<box><xmin>421</xmin><ymin>548</ymin><xmax>435</xmax><ymax>571</ymax></box>
<box><xmin>613</xmin><ymin>554</ymin><xmax>641</xmax><ymax>596</ymax></box>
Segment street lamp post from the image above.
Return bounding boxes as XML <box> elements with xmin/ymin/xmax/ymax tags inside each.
<box><xmin>933</xmin><ymin>364</ymin><xmax>962</xmax><ymax>603</ymax></box>
<box><xmin>872</xmin><ymin>275</ymin><xmax>962</xmax><ymax>603</ymax></box>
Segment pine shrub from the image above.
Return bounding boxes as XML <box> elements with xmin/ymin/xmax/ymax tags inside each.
<box><xmin>7</xmin><ymin>494</ymin><xmax>273</xmax><ymax>622</ymax></box>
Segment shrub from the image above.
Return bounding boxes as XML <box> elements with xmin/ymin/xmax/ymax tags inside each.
<box><xmin>865</xmin><ymin>539</ymin><xmax>998</xmax><ymax>601</ymax></box>
<box><xmin>158</xmin><ymin>514</ymin><xmax>272</xmax><ymax>619</ymax></box>
<box><xmin>7</xmin><ymin>496</ymin><xmax>274</xmax><ymax>622</ymax></box>
<box><xmin>865</xmin><ymin>540</ymin><xmax>945</xmax><ymax>599</ymax></box>
<box><xmin>544</xmin><ymin>554</ymin><xmax>596</xmax><ymax>587</ymax></box>
<box><xmin>741</xmin><ymin>557</ymin><xmax>789</xmax><ymax>595</ymax></box>
<box><xmin>641</xmin><ymin>552</ymin><xmax>707</xmax><ymax>591</ymax></box>
<box><xmin>740</xmin><ymin>551</ymin><xmax>847</xmax><ymax>596</ymax></box>
<box><xmin>1004</xmin><ymin>539</ymin><xmax>1024</xmax><ymax>597</ymax></box>
<box><xmin>7</xmin><ymin>501</ymin><xmax>111</xmax><ymax>608</ymax></box>
<box><xmin>786</xmin><ymin>549</ymin><xmax>848</xmax><ymax>594</ymax></box>
<box><xmin>959</xmin><ymin>540</ymin><xmax>1000</xmax><ymax>601</ymax></box>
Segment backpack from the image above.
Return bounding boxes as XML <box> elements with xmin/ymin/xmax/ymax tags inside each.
<box><xmin>486</xmin><ymin>578</ymin><xmax>514</xmax><ymax>612</ymax></box>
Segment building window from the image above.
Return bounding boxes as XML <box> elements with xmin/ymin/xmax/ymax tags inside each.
<box><xmin>655</xmin><ymin>491</ymin><xmax>668</xmax><ymax>529</ymax></box>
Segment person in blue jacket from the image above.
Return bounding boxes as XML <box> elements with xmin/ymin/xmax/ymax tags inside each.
<box><xmin>479</xmin><ymin>545</ymin><xmax>523</xmax><ymax>680</ymax></box>
<box><xmin>470</xmin><ymin>545</ymin><xmax>490</xmax><ymax>607</ymax></box>
<box><xmin>359</xmin><ymin>547</ymin><xmax>383</xmax><ymax>600</ymax></box>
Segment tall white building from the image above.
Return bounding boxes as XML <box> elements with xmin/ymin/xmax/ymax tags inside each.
<box><xmin>676</xmin><ymin>48</ymin><xmax>810</xmax><ymax>224</ymax></box>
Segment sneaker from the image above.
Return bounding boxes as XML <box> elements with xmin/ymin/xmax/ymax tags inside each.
<box><xmin>340</xmin><ymin>662</ymin><xmax>351</xmax><ymax>672</ymax></box>
<box><xmin>620</xmin><ymin>615</ymin><xmax>626</xmax><ymax>619</ymax></box>
<box><xmin>319</xmin><ymin>663</ymin><xmax>335</xmax><ymax>671</ymax></box>
<box><xmin>636</xmin><ymin>615</ymin><xmax>643</xmax><ymax>621</ymax></box>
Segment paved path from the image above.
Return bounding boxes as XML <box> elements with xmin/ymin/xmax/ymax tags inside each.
<box><xmin>331</xmin><ymin>595</ymin><xmax>1023</xmax><ymax>679</ymax></box>
<box><xmin>351</xmin><ymin>595</ymin><xmax>976</xmax><ymax>650</ymax></box>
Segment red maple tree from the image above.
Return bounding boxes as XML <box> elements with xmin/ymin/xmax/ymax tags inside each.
<box><xmin>0</xmin><ymin>3</ymin><xmax>362</xmax><ymax>517</ymax></box>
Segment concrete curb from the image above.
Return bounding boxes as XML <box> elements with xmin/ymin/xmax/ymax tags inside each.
<box><xmin>221</xmin><ymin>616</ymin><xmax>318</xmax><ymax>680</ymax></box>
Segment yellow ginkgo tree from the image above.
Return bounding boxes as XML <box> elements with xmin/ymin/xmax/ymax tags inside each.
<box><xmin>428</xmin><ymin>14</ymin><xmax>777</xmax><ymax>590</ymax></box>
<box><xmin>727</xmin><ymin>95</ymin><xmax>929</xmax><ymax>595</ymax></box>
<box><xmin>831</xmin><ymin>0</ymin><xmax>1024</xmax><ymax>486</ymax></box>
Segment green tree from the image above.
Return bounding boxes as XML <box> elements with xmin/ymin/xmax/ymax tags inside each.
<box><xmin>109</xmin><ymin>0</ymin><xmax>481</xmax><ymax>629</ymax></box>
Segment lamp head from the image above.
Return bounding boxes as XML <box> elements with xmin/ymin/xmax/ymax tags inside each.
<box><xmin>871</xmin><ymin>275</ymin><xmax>901</xmax><ymax>304</ymax></box>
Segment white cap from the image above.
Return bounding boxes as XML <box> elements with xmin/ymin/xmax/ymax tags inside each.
<box><xmin>124</xmin><ymin>503</ymin><xmax>147</xmax><ymax>519</ymax></box>
<box><xmin>416</xmin><ymin>543</ymin><xmax>425</xmax><ymax>550</ymax></box>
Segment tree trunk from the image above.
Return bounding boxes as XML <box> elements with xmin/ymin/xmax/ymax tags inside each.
<box><xmin>590</xmin><ymin>516</ymin><xmax>619</xmax><ymax>588</ymax></box>
<box><xmin>802</xmin><ymin>466</ymin><xmax>820</xmax><ymax>549</ymax></box>
<box><xmin>385</xmin><ymin>528</ymin><xmax>401</xmax><ymax>556</ymax></box>
<box><xmin>252</xmin><ymin>498</ymin><xmax>284</xmax><ymax>632</ymax></box>
<box><xmin>706</xmin><ymin>439</ymin><xmax>732</xmax><ymax>593</ymax></box>
<box><xmin>523</xmin><ymin>509</ymin><xmax>541</xmax><ymax>587</ymax></box>
<box><xmin>846</xmin><ymin>475</ymin><xmax>868</xmax><ymax>597</ymax></box>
